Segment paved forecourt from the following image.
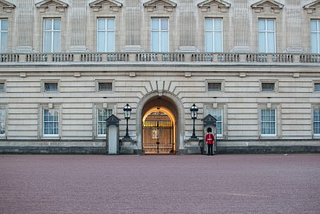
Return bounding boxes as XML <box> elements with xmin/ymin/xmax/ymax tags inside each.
<box><xmin>0</xmin><ymin>154</ymin><xmax>320</xmax><ymax>214</ymax></box>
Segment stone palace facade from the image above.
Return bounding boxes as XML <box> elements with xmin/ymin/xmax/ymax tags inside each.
<box><xmin>0</xmin><ymin>0</ymin><xmax>320</xmax><ymax>154</ymax></box>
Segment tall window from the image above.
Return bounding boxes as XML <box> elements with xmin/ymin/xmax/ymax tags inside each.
<box><xmin>43</xmin><ymin>18</ymin><xmax>61</xmax><ymax>52</ymax></box>
<box><xmin>258</xmin><ymin>19</ymin><xmax>275</xmax><ymax>53</ymax></box>
<box><xmin>207</xmin><ymin>108</ymin><xmax>223</xmax><ymax>136</ymax></box>
<box><xmin>0</xmin><ymin>108</ymin><xmax>6</xmax><ymax>136</ymax></box>
<box><xmin>311</xmin><ymin>20</ymin><xmax>320</xmax><ymax>53</ymax></box>
<box><xmin>0</xmin><ymin>19</ymin><xmax>7</xmax><ymax>53</ymax></box>
<box><xmin>97</xmin><ymin>109</ymin><xmax>112</xmax><ymax>136</ymax></box>
<box><xmin>151</xmin><ymin>18</ymin><xmax>169</xmax><ymax>52</ymax></box>
<box><xmin>205</xmin><ymin>18</ymin><xmax>223</xmax><ymax>52</ymax></box>
<box><xmin>43</xmin><ymin>109</ymin><xmax>59</xmax><ymax>136</ymax></box>
<box><xmin>97</xmin><ymin>18</ymin><xmax>115</xmax><ymax>52</ymax></box>
<box><xmin>314</xmin><ymin>109</ymin><xmax>320</xmax><ymax>135</ymax></box>
<box><xmin>261</xmin><ymin>109</ymin><xmax>276</xmax><ymax>135</ymax></box>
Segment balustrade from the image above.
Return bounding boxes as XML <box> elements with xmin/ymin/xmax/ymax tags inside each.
<box><xmin>0</xmin><ymin>52</ymin><xmax>318</xmax><ymax>64</ymax></box>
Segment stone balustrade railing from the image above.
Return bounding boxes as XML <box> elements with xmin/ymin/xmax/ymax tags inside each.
<box><xmin>0</xmin><ymin>52</ymin><xmax>319</xmax><ymax>64</ymax></box>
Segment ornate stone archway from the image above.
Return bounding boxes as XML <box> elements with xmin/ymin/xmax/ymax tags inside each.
<box><xmin>136</xmin><ymin>91</ymin><xmax>185</xmax><ymax>154</ymax></box>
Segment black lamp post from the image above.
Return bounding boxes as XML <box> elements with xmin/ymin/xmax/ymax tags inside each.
<box><xmin>190</xmin><ymin>103</ymin><xmax>198</xmax><ymax>139</ymax></box>
<box><xmin>123</xmin><ymin>103</ymin><xmax>132</xmax><ymax>139</ymax></box>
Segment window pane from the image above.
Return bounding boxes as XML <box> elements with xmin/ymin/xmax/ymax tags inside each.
<box><xmin>311</xmin><ymin>33</ymin><xmax>318</xmax><ymax>53</ymax></box>
<box><xmin>53</xmin><ymin>32</ymin><xmax>61</xmax><ymax>52</ymax></box>
<box><xmin>43</xmin><ymin>109</ymin><xmax>59</xmax><ymax>135</ymax></box>
<box><xmin>161</xmin><ymin>31</ymin><xmax>168</xmax><ymax>52</ymax></box>
<box><xmin>315</xmin><ymin>83</ymin><xmax>320</xmax><ymax>91</ymax></box>
<box><xmin>205</xmin><ymin>32</ymin><xmax>213</xmax><ymax>52</ymax></box>
<box><xmin>44</xmin><ymin>83</ymin><xmax>58</xmax><ymax>92</ymax></box>
<box><xmin>0</xmin><ymin>83</ymin><xmax>4</xmax><ymax>92</ymax></box>
<box><xmin>98</xmin><ymin>19</ymin><xmax>105</xmax><ymax>31</ymax></box>
<box><xmin>44</xmin><ymin>32</ymin><xmax>52</xmax><ymax>52</ymax></box>
<box><xmin>311</xmin><ymin>20</ymin><xmax>317</xmax><ymax>32</ymax></box>
<box><xmin>259</xmin><ymin>32</ymin><xmax>266</xmax><ymax>52</ymax></box>
<box><xmin>0</xmin><ymin>109</ymin><xmax>5</xmax><ymax>135</ymax></box>
<box><xmin>214</xmin><ymin>19</ymin><xmax>222</xmax><ymax>31</ymax></box>
<box><xmin>261</xmin><ymin>109</ymin><xmax>276</xmax><ymax>135</ymax></box>
<box><xmin>107</xmin><ymin>19</ymin><xmax>114</xmax><ymax>31</ymax></box>
<box><xmin>205</xmin><ymin>19</ymin><xmax>213</xmax><ymax>31</ymax></box>
<box><xmin>258</xmin><ymin>19</ymin><xmax>265</xmax><ymax>31</ymax></box>
<box><xmin>208</xmin><ymin>82</ymin><xmax>221</xmax><ymax>91</ymax></box>
<box><xmin>214</xmin><ymin>32</ymin><xmax>222</xmax><ymax>52</ymax></box>
<box><xmin>107</xmin><ymin>32</ymin><xmax>115</xmax><ymax>52</ymax></box>
<box><xmin>161</xmin><ymin>19</ymin><xmax>168</xmax><ymax>30</ymax></box>
<box><xmin>267</xmin><ymin>20</ymin><xmax>274</xmax><ymax>31</ymax></box>
<box><xmin>267</xmin><ymin>32</ymin><xmax>275</xmax><ymax>53</ymax></box>
<box><xmin>97</xmin><ymin>31</ymin><xmax>105</xmax><ymax>52</ymax></box>
<box><xmin>1</xmin><ymin>32</ymin><xmax>7</xmax><ymax>52</ymax></box>
<box><xmin>53</xmin><ymin>19</ymin><xmax>61</xmax><ymax>30</ymax></box>
<box><xmin>99</xmin><ymin>82</ymin><xmax>112</xmax><ymax>91</ymax></box>
<box><xmin>44</xmin><ymin>19</ymin><xmax>52</xmax><ymax>30</ymax></box>
<box><xmin>1</xmin><ymin>20</ymin><xmax>8</xmax><ymax>31</ymax></box>
<box><xmin>152</xmin><ymin>19</ymin><xmax>159</xmax><ymax>30</ymax></box>
<box><xmin>151</xmin><ymin>32</ymin><xmax>159</xmax><ymax>52</ymax></box>
<box><xmin>262</xmin><ymin>83</ymin><xmax>275</xmax><ymax>91</ymax></box>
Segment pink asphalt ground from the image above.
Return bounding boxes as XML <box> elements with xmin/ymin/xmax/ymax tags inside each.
<box><xmin>0</xmin><ymin>155</ymin><xmax>320</xmax><ymax>214</ymax></box>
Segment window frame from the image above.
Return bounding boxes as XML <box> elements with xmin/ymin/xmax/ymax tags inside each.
<box><xmin>0</xmin><ymin>19</ymin><xmax>8</xmax><ymax>53</ymax></box>
<box><xmin>42</xmin><ymin>108</ymin><xmax>59</xmax><ymax>137</ymax></box>
<box><xmin>96</xmin><ymin>80</ymin><xmax>114</xmax><ymax>92</ymax></box>
<box><xmin>206</xmin><ymin>80</ymin><xmax>224</xmax><ymax>92</ymax></box>
<box><xmin>42</xmin><ymin>80</ymin><xmax>60</xmax><ymax>93</ymax></box>
<box><xmin>207</xmin><ymin>108</ymin><xmax>224</xmax><ymax>137</ymax></box>
<box><xmin>261</xmin><ymin>108</ymin><xmax>277</xmax><ymax>136</ymax></box>
<box><xmin>0</xmin><ymin>106</ymin><xmax>6</xmax><ymax>137</ymax></box>
<box><xmin>151</xmin><ymin>17</ymin><xmax>169</xmax><ymax>52</ymax></box>
<box><xmin>310</xmin><ymin>19</ymin><xmax>320</xmax><ymax>54</ymax></box>
<box><xmin>97</xmin><ymin>108</ymin><xmax>113</xmax><ymax>137</ymax></box>
<box><xmin>258</xmin><ymin>18</ymin><xmax>276</xmax><ymax>53</ymax></box>
<box><xmin>314</xmin><ymin>82</ymin><xmax>320</xmax><ymax>92</ymax></box>
<box><xmin>204</xmin><ymin>17</ymin><xmax>223</xmax><ymax>52</ymax></box>
<box><xmin>313</xmin><ymin>108</ymin><xmax>320</xmax><ymax>136</ymax></box>
<box><xmin>43</xmin><ymin>18</ymin><xmax>61</xmax><ymax>53</ymax></box>
<box><xmin>97</xmin><ymin>17</ymin><xmax>115</xmax><ymax>52</ymax></box>
<box><xmin>260</xmin><ymin>80</ymin><xmax>278</xmax><ymax>93</ymax></box>
<box><xmin>0</xmin><ymin>81</ymin><xmax>5</xmax><ymax>93</ymax></box>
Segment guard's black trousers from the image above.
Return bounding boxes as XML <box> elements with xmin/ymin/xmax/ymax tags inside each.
<box><xmin>208</xmin><ymin>144</ymin><xmax>213</xmax><ymax>155</ymax></box>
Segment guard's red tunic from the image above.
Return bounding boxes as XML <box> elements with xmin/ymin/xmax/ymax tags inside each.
<box><xmin>205</xmin><ymin>133</ymin><xmax>215</xmax><ymax>145</ymax></box>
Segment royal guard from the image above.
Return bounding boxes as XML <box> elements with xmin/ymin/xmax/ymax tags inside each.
<box><xmin>205</xmin><ymin>127</ymin><xmax>215</xmax><ymax>156</ymax></box>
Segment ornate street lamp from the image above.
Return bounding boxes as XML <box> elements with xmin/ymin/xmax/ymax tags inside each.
<box><xmin>123</xmin><ymin>103</ymin><xmax>132</xmax><ymax>139</ymax></box>
<box><xmin>190</xmin><ymin>103</ymin><xmax>198</xmax><ymax>139</ymax></box>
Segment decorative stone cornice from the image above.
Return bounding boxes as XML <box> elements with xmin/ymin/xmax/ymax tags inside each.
<box><xmin>89</xmin><ymin>0</ymin><xmax>122</xmax><ymax>12</ymax></box>
<box><xmin>303</xmin><ymin>0</ymin><xmax>320</xmax><ymax>14</ymax></box>
<box><xmin>197</xmin><ymin>0</ymin><xmax>231</xmax><ymax>13</ymax></box>
<box><xmin>143</xmin><ymin>0</ymin><xmax>177</xmax><ymax>12</ymax></box>
<box><xmin>0</xmin><ymin>0</ymin><xmax>15</xmax><ymax>13</ymax></box>
<box><xmin>35</xmin><ymin>0</ymin><xmax>68</xmax><ymax>13</ymax></box>
<box><xmin>251</xmin><ymin>0</ymin><xmax>284</xmax><ymax>14</ymax></box>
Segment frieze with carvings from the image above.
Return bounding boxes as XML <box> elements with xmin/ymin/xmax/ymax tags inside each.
<box><xmin>35</xmin><ymin>0</ymin><xmax>68</xmax><ymax>13</ymax></box>
<box><xmin>0</xmin><ymin>0</ymin><xmax>15</xmax><ymax>13</ymax></box>
<box><xmin>89</xmin><ymin>0</ymin><xmax>122</xmax><ymax>12</ymax></box>
<box><xmin>197</xmin><ymin>0</ymin><xmax>231</xmax><ymax>13</ymax></box>
<box><xmin>251</xmin><ymin>0</ymin><xmax>284</xmax><ymax>14</ymax></box>
<box><xmin>303</xmin><ymin>0</ymin><xmax>320</xmax><ymax>14</ymax></box>
<box><xmin>143</xmin><ymin>0</ymin><xmax>177</xmax><ymax>12</ymax></box>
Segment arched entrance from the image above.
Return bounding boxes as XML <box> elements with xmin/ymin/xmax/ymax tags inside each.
<box><xmin>143</xmin><ymin>107</ymin><xmax>175</xmax><ymax>154</ymax></box>
<box><xmin>141</xmin><ymin>96</ymin><xmax>180</xmax><ymax>154</ymax></box>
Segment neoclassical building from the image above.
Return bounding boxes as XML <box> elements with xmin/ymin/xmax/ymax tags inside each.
<box><xmin>0</xmin><ymin>0</ymin><xmax>320</xmax><ymax>154</ymax></box>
